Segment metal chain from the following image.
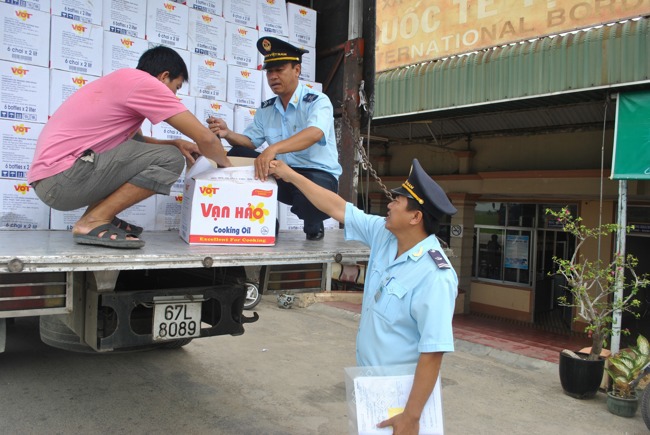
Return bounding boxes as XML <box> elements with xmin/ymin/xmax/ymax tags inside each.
<box><xmin>341</xmin><ymin>95</ymin><xmax>394</xmax><ymax>202</ymax></box>
<box><xmin>341</xmin><ymin>87</ymin><xmax>452</xmax><ymax>255</ymax></box>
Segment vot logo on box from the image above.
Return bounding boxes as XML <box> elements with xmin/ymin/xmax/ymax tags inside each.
<box><xmin>14</xmin><ymin>183</ymin><xmax>30</xmax><ymax>194</ymax></box>
<box><xmin>11</xmin><ymin>66</ymin><xmax>29</xmax><ymax>77</ymax></box>
<box><xmin>71</xmin><ymin>23</ymin><xmax>87</xmax><ymax>35</ymax></box>
<box><xmin>199</xmin><ymin>184</ymin><xmax>219</xmax><ymax>197</ymax></box>
<box><xmin>15</xmin><ymin>10</ymin><xmax>32</xmax><ymax>21</ymax></box>
<box><xmin>12</xmin><ymin>124</ymin><xmax>30</xmax><ymax>135</ymax></box>
<box><xmin>121</xmin><ymin>38</ymin><xmax>135</xmax><ymax>48</ymax></box>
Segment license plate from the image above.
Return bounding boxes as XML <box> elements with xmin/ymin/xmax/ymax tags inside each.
<box><xmin>153</xmin><ymin>302</ymin><xmax>202</xmax><ymax>342</ymax></box>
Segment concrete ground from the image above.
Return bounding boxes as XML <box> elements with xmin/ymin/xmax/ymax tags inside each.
<box><xmin>0</xmin><ymin>296</ymin><xmax>647</xmax><ymax>434</ymax></box>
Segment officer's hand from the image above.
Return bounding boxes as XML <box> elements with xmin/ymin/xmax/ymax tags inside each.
<box><xmin>206</xmin><ymin>117</ymin><xmax>229</xmax><ymax>139</ymax></box>
<box><xmin>255</xmin><ymin>147</ymin><xmax>277</xmax><ymax>181</ymax></box>
<box><xmin>376</xmin><ymin>412</ymin><xmax>419</xmax><ymax>435</ymax></box>
<box><xmin>268</xmin><ymin>160</ymin><xmax>293</xmax><ymax>182</ymax></box>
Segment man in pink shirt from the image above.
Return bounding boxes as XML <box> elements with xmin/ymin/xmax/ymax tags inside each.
<box><xmin>28</xmin><ymin>46</ymin><xmax>231</xmax><ymax>249</ymax></box>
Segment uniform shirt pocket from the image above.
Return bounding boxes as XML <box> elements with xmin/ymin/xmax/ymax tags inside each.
<box><xmin>372</xmin><ymin>278</ymin><xmax>409</xmax><ymax>323</ymax></box>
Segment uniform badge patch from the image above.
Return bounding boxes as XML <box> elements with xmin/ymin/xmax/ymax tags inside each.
<box><xmin>428</xmin><ymin>249</ymin><xmax>451</xmax><ymax>269</ymax></box>
<box><xmin>303</xmin><ymin>93</ymin><xmax>318</xmax><ymax>103</ymax></box>
<box><xmin>261</xmin><ymin>97</ymin><xmax>277</xmax><ymax>108</ymax></box>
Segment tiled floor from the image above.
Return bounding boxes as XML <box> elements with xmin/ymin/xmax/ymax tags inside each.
<box><xmin>322</xmin><ymin>300</ymin><xmax>591</xmax><ymax>364</ymax></box>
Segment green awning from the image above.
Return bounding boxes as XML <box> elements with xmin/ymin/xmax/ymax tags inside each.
<box><xmin>374</xmin><ymin>19</ymin><xmax>650</xmax><ymax>120</ymax></box>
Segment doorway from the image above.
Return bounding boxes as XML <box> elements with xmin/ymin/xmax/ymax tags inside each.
<box><xmin>534</xmin><ymin>229</ymin><xmax>575</xmax><ymax>331</ymax></box>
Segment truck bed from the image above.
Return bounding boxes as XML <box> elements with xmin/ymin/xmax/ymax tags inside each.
<box><xmin>0</xmin><ymin>230</ymin><xmax>370</xmax><ymax>273</ymax></box>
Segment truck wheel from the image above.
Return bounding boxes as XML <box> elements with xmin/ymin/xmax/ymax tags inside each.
<box><xmin>243</xmin><ymin>282</ymin><xmax>262</xmax><ymax>310</ymax></box>
<box><xmin>160</xmin><ymin>338</ymin><xmax>193</xmax><ymax>349</ymax></box>
<box><xmin>39</xmin><ymin>315</ymin><xmax>96</xmax><ymax>353</ymax></box>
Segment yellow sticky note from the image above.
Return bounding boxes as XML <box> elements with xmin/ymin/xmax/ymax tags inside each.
<box><xmin>387</xmin><ymin>407</ymin><xmax>404</xmax><ymax>419</ymax></box>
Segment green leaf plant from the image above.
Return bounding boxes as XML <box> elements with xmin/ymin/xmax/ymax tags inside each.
<box><xmin>605</xmin><ymin>334</ymin><xmax>650</xmax><ymax>399</ymax></box>
<box><xmin>547</xmin><ymin>207</ymin><xmax>650</xmax><ymax>361</ymax></box>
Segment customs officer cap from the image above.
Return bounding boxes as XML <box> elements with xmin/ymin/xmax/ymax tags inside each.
<box><xmin>391</xmin><ymin>159</ymin><xmax>457</xmax><ymax>220</ymax></box>
<box><xmin>257</xmin><ymin>36</ymin><xmax>309</xmax><ymax>69</ymax></box>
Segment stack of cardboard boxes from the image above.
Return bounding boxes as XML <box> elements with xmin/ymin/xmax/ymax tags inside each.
<box><xmin>0</xmin><ymin>0</ymin><xmax>326</xmax><ymax>242</ymax></box>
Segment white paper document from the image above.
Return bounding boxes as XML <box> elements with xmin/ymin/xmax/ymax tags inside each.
<box><xmin>354</xmin><ymin>374</ymin><xmax>443</xmax><ymax>435</ymax></box>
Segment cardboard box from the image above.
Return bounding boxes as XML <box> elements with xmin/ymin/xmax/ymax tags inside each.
<box><xmin>233</xmin><ymin>105</ymin><xmax>256</xmax><ymax>133</ymax></box>
<box><xmin>189</xmin><ymin>53</ymin><xmax>227</xmax><ymax>100</ymax></box>
<box><xmin>115</xmin><ymin>195</ymin><xmax>157</xmax><ymax>232</ymax></box>
<box><xmin>261</xmin><ymin>73</ymin><xmax>274</xmax><ymax>101</ymax></box>
<box><xmin>155</xmin><ymin>192</ymin><xmax>184</xmax><ymax>230</ymax></box>
<box><xmin>180</xmin><ymin>156</ymin><xmax>277</xmax><ymax>245</ymax></box>
<box><xmin>287</xmin><ymin>3</ymin><xmax>316</xmax><ymax>47</ymax></box>
<box><xmin>188</xmin><ymin>8</ymin><xmax>226</xmax><ymax>59</ymax></box>
<box><xmin>49</xmin><ymin>207</ymin><xmax>84</xmax><ymax>230</ymax></box>
<box><xmin>233</xmin><ymin>105</ymin><xmax>268</xmax><ymax>151</ymax></box>
<box><xmin>49</xmin><ymin>69</ymin><xmax>99</xmax><ymax>116</ymax></box>
<box><xmin>0</xmin><ymin>5</ymin><xmax>50</xmax><ymax>67</ymax></box>
<box><xmin>278</xmin><ymin>203</ymin><xmax>339</xmax><ymax>231</ymax></box>
<box><xmin>225</xmin><ymin>22</ymin><xmax>258</xmax><ymax>69</ymax></box>
<box><xmin>0</xmin><ymin>178</ymin><xmax>49</xmax><ymax>230</ymax></box>
<box><xmin>50</xmin><ymin>15</ymin><xmax>104</xmax><ymax>77</ymax></box>
<box><xmin>226</xmin><ymin>65</ymin><xmax>261</xmax><ymax>108</ymax></box>
<box><xmin>257</xmin><ymin>0</ymin><xmax>288</xmax><ymax>37</ymax></box>
<box><xmin>102</xmin><ymin>32</ymin><xmax>148</xmax><ymax>75</ymax></box>
<box><xmin>140</xmin><ymin>118</ymin><xmax>153</xmax><ymax>136</ymax></box>
<box><xmin>51</xmin><ymin>0</ymin><xmax>103</xmax><ymax>25</ymax></box>
<box><xmin>145</xmin><ymin>0</ymin><xmax>189</xmax><ymax>50</ymax></box>
<box><xmin>194</xmin><ymin>97</ymin><xmax>233</xmax><ymax>150</ymax></box>
<box><xmin>0</xmin><ymin>119</ymin><xmax>43</xmax><ymax>180</ymax></box>
<box><xmin>102</xmin><ymin>0</ymin><xmax>147</xmax><ymax>39</ymax></box>
<box><xmin>300</xmin><ymin>79</ymin><xmax>323</xmax><ymax>93</ymax></box>
<box><xmin>223</xmin><ymin>0</ymin><xmax>255</xmax><ymax>28</ymax></box>
<box><xmin>0</xmin><ymin>60</ymin><xmax>49</xmax><ymax>123</ymax></box>
<box><xmin>186</xmin><ymin>0</ymin><xmax>222</xmax><ymax>17</ymax></box>
<box><xmin>1</xmin><ymin>0</ymin><xmax>50</xmax><ymax>12</ymax></box>
<box><xmin>298</xmin><ymin>44</ymin><xmax>315</xmax><ymax>81</ymax></box>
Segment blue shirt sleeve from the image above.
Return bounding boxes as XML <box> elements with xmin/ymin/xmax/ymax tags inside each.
<box><xmin>344</xmin><ymin>203</ymin><xmax>386</xmax><ymax>247</ymax></box>
<box><xmin>305</xmin><ymin>95</ymin><xmax>333</xmax><ymax>146</ymax></box>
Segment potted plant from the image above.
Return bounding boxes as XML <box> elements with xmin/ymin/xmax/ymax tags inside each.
<box><xmin>605</xmin><ymin>334</ymin><xmax>650</xmax><ymax>417</ymax></box>
<box><xmin>546</xmin><ymin>207</ymin><xmax>649</xmax><ymax>399</ymax></box>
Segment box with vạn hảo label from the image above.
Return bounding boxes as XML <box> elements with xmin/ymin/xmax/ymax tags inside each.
<box><xmin>179</xmin><ymin>157</ymin><xmax>277</xmax><ymax>246</ymax></box>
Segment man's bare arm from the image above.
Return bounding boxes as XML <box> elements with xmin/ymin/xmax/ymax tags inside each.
<box><xmin>166</xmin><ymin>111</ymin><xmax>231</xmax><ymax>167</ymax></box>
<box><xmin>269</xmin><ymin>160</ymin><xmax>346</xmax><ymax>223</ymax></box>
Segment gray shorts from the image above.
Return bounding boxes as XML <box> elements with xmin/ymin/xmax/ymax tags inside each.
<box><xmin>33</xmin><ymin>139</ymin><xmax>184</xmax><ymax>211</ymax></box>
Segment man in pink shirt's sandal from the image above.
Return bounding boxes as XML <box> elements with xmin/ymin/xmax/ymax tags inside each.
<box><xmin>28</xmin><ymin>46</ymin><xmax>231</xmax><ymax>249</ymax></box>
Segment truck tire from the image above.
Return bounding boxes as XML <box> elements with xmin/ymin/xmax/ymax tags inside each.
<box><xmin>244</xmin><ymin>282</ymin><xmax>262</xmax><ymax>310</ymax></box>
<box><xmin>160</xmin><ymin>338</ymin><xmax>194</xmax><ymax>349</ymax></box>
<box><xmin>39</xmin><ymin>315</ymin><xmax>96</xmax><ymax>353</ymax></box>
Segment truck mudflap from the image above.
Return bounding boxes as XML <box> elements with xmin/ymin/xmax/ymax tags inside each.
<box><xmin>86</xmin><ymin>284</ymin><xmax>259</xmax><ymax>352</ymax></box>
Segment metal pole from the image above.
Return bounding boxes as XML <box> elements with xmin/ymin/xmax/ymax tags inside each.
<box><xmin>611</xmin><ymin>179</ymin><xmax>627</xmax><ymax>355</ymax></box>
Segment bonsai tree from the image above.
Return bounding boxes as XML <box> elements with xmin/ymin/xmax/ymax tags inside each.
<box><xmin>606</xmin><ymin>334</ymin><xmax>650</xmax><ymax>399</ymax></box>
<box><xmin>547</xmin><ymin>207</ymin><xmax>649</xmax><ymax>361</ymax></box>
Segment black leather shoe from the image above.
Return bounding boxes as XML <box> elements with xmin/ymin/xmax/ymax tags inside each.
<box><xmin>306</xmin><ymin>223</ymin><xmax>324</xmax><ymax>241</ymax></box>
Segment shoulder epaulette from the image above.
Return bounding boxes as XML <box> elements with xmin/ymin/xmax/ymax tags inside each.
<box><xmin>303</xmin><ymin>93</ymin><xmax>319</xmax><ymax>103</ymax></box>
<box><xmin>428</xmin><ymin>249</ymin><xmax>451</xmax><ymax>269</ymax></box>
<box><xmin>261</xmin><ymin>97</ymin><xmax>277</xmax><ymax>108</ymax></box>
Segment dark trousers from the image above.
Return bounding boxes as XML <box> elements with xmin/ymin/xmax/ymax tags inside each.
<box><xmin>228</xmin><ymin>145</ymin><xmax>338</xmax><ymax>233</ymax></box>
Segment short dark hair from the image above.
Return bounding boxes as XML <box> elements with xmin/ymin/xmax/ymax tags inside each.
<box><xmin>136</xmin><ymin>46</ymin><xmax>189</xmax><ymax>82</ymax></box>
<box><xmin>406</xmin><ymin>197</ymin><xmax>440</xmax><ymax>235</ymax></box>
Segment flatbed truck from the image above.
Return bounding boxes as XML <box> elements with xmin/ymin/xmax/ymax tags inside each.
<box><xmin>0</xmin><ymin>230</ymin><xmax>369</xmax><ymax>353</ymax></box>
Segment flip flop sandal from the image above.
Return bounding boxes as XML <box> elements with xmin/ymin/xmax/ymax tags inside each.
<box><xmin>111</xmin><ymin>217</ymin><xmax>143</xmax><ymax>235</ymax></box>
<box><xmin>73</xmin><ymin>223</ymin><xmax>145</xmax><ymax>249</ymax></box>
